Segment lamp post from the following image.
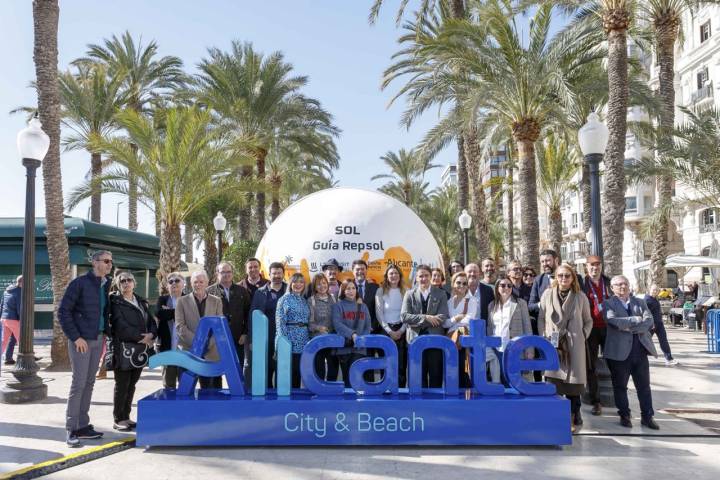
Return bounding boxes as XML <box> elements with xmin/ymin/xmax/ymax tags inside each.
<box><xmin>578</xmin><ymin>112</ymin><xmax>609</xmax><ymax>259</ymax></box>
<box><xmin>213</xmin><ymin>211</ymin><xmax>227</xmax><ymax>263</ymax></box>
<box><xmin>116</xmin><ymin>201</ymin><xmax>124</xmax><ymax>227</ymax></box>
<box><xmin>458</xmin><ymin>209</ymin><xmax>472</xmax><ymax>265</ymax></box>
<box><xmin>0</xmin><ymin>116</ymin><xmax>50</xmax><ymax>403</ymax></box>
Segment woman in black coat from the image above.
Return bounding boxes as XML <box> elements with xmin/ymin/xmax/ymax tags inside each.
<box><xmin>109</xmin><ymin>272</ymin><xmax>157</xmax><ymax>431</ymax></box>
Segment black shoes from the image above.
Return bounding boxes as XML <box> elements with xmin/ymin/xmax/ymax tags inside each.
<box><xmin>76</xmin><ymin>425</ymin><xmax>103</xmax><ymax>439</ymax></box>
<box><xmin>641</xmin><ymin>417</ymin><xmax>660</xmax><ymax>430</ymax></box>
<box><xmin>620</xmin><ymin>415</ymin><xmax>633</xmax><ymax>428</ymax></box>
<box><xmin>3</xmin><ymin>359</ymin><xmax>15</xmax><ymax>365</ymax></box>
<box><xmin>574</xmin><ymin>411</ymin><xmax>584</xmax><ymax>426</ymax></box>
<box><xmin>591</xmin><ymin>403</ymin><xmax>602</xmax><ymax>416</ymax></box>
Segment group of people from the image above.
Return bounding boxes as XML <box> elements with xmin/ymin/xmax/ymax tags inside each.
<box><xmin>52</xmin><ymin>248</ymin><xmax>676</xmax><ymax>447</ymax></box>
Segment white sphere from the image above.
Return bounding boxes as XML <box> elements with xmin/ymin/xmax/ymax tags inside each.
<box><xmin>256</xmin><ymin>187</ymin><xmax>443</xmax><ymax>285</ymax></box>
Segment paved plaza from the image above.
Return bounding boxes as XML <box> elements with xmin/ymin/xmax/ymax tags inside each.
<box><xmin>1</xmin><ymin>326</ymin><xmax>719</xmax><ymax>479</ymax></box>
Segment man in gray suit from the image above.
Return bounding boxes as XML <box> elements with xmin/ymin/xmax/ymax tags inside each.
<box><xmin>401</xmin><ymin>264</ymin><xmax>449</xmax><ymax>388</ymax></box>
<box><xmin>604</xmin><ymin>275</ymin><xmax>659</xmax><ymax>429</ymax></box>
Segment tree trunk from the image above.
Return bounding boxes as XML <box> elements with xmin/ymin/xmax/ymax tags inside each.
<box><xmin>515</xmin><ymin>135</ymin><xmax>541</xmax><ymax>270</ymax></box>
<box><xmin>203</xmin><ymin>231</ymin><xmax>218</xmax><ymax>284</ymax></box>
<box><xmin>184</xmin><ymin>223</ymin><xmax>194</xmax><ymax>263</ymax></box>
<box><xmin>581</xmin><ymin>162</ymin><xmax>592</xmax><ymax>255</ymax></box>
<box><xmin>549</xmin><ymin>205</ymin><xmax>563</xmax><ymax>257</ymax></box>
<box><xmin>128</xmin><ymin>174</ymin><xmax>138</xmax><ymax>231</ymax></box>
<box><xmin>456</xmin><ymin>134</ymin><xmax>469</xmax><ymax>256</ymax></box>
<box><xmin>90</xmin><ymin>152</ymin><xmax>101</xmax><ymax>223</ymax></box>
<box><xmin>650</xmin><ymin>14</ymin><xmax>679</xmax><ymax>287</ymax></box>
<box><xmin>154</xmin><ymin>206</ymin><xmax>162</xmax><ymax>237</ymax></box>
<box><xmin>158</xmin><ymin>220</ymin><xmax>181</xmax><ymax>283</ymax></box>
<box><xmin>255</xmin><ymin>148</ymin><xmax>267</xmax><ymax>236</ymax></box>
<box><xmin>505</xmin><ymin>144</ymin><xmax>515</xmax><ymax>259</ymax></box>
<box><xmin>33</xmin><ymin>0</ymin><xmax>71</xmax><ymax>369</ymax></box>
<box><xmin>270</xmin><ymin>178</ymin><xmax>281</xmax><ymax>221</ymax></box>
<box><xmin>238</xmin><ymin>166</ymin><xmax>252</xmax><ymax>240</ymax></box>
<box><xmin>449</xmin><ymin>0</ymin><xmax>465</xmax><ymax>18</ymax></box>
<box><xmin>464</xmin><ymin>125</ymin><xmax>490</xmax><ymax>259</ymax></box>
<box><xmin>602</xmin><ymin>11</ymin><xmax>630</xmax><ymax>276</ymax></box>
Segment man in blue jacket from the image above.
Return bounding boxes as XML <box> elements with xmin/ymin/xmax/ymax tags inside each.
<box><xmin>59</xmin><ymin>250</ymin><xmax>113</xmax><ymax>447</ymax></box>
<box><xmin>1</xmin><ymin>276</ymin><xmax>22</xmax><ymax>367</ymax></box>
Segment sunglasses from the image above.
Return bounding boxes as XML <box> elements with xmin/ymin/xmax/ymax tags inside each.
<box><xmin>556</xmin><ymin>273</ymin><xmax>573</xmax><ymax>279</ymax></box>
<box><xmin>97</xmin><ymin>258</ymin><xmax>113</xmax><ymax>265</ymax></box>
<box><xmin>168</xmin><ymin>278</ymin><xmax>182</xmax><ymax>285</ymax></box>
<box><xmin>119</xmin><ymin>278</ymin><xmax>134</xmax><ymax>284</ymax></box>
<box><xmin>498</xmin><ymin>283</ymin><xmax>512</xmax><ymax>288</ymax></box>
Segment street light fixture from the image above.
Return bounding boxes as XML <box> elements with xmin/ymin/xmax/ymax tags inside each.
<box><xmin>0</xmin><ymin>115</ymin><xmax>50</xmax><ymax>403</ymax></box>
<box><xmin>458</xmin><ymin>209</ymin><xmax>472</xmax><ymax>265</ymax></box>
<box><xmin>578</xmin><ymin>112</ymin><xmax>609</xmax><ymax>259</ymax></box>
<box><xmin>213</xmin><ymin>211</ymin><xmax>227</xmax><ymax>263</ymax></box>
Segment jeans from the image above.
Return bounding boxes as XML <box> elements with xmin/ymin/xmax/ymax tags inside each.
<box><xmin>113</xmin><ymin>368</ymin><xmax>142</xmax><ymax>422</ymax></box>
<box><xmin>586</xmin><ymin>326</ymin><xmax>607</xmax><ymax>404</ymax></box>
<box><xmin>607</xmin><ymin>336</ymin><xmax>654</xmax><ymax>419</ymax></box>
<box><xmin>651</xmin><ymin>319</ymin><xmax>673</xmax><ymax>360</ymax></box>
<box><xmin>66</xmin><ymin>337</ymin><xmax>103</xmax><ymax>432</ymax></box>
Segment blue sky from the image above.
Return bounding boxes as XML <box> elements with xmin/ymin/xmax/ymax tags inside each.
<box><xmin>0</xmin><ymin>1</ymin><xmax>561</xmax><ymax>235</ymax></box>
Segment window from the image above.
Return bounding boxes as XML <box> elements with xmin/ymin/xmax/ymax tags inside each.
<box><xmin>571</xmin><ymin>213</ymin><xmax>578</xmax><ymax>230</ymax></box>
<box><xmin>701</xmin><ymin>21</ymin><xmax>711</xmax><ymax>43</ymax></box>
<box><xmin>644</xmin><ymin>196</ymin><xmax>654</xmax><ymax>214</ymax></box>
<box><xmin>701</xmin><ymin>208</ymin><xmax>718</xmax><ymax>226</ymax></box>
<box><xmin>624</xmin><ymin>157</ymin><xmax>637</xmax><ymax>168</ymax></box>
<box><xmin>625</xmin><ymin>196</ymin><xmax>638</xmax><ymax>213</ymax></box>
<box><xmin>697</xmin><ymin>66</ymin><xmax>709</xmax><ymax>90</ymax></box>
<box><xmin>562</xmin><ymin>220</ymin><xmax>568</xmax><ymax>235</ymax></box>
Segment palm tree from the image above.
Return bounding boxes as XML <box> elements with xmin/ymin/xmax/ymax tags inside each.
<box><xmin>422</xmin><ymin>184</ymin><xmax>460</xmax><ymax>267</ymax></box>
<box><xmin>78</xmin><ymin>31</ymin><xmax>185</xmax><ymax>231</ymax></box>
<box><xmin>414</xmin><ymin>1</ymin><xmax>598</xmax><ymax>268</ymax></box>
<box><xmin>537</xmin><ymin>134</ymin><xmax>582</xmax><ymax>255</ymax></box>
<box><xmin>67</xmin><ymin>107</ymin><xmax>254</xmax><ymax>278</ymax></box>
<box><xmin>32</xmin><ymin>0</ymin><xmax>72</xmax><ymax>368</ymax></box>
<box><xmin>58</xmin><ymin>64</ymin><xmax>125</xmax><ymax>222</ymax></box>
<box><xmin>195</xmin><ymin>41</ymin><xmax>339</xmax><ymax>238</ymax></box>
<box><xmin>371</xmin><ymin>148</ymin><xmax>438</xmax><ymax>210</ymax></box>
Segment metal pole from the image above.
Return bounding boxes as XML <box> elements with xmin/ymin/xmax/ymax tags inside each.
<box><xmin>587</xmin><ymin>153</ymin><xmax>604</xmax><ymax>258</ymax></box>
<box><xmin>462</xmin><ymin>228</ymin><xmax>469</xmax><ymax>265</ymax></box>
<box><xmin>0</xmin><ymin>158</ymin><xmax>47</xmax><ymax>403</ymax></box>
<box><xmin>217</xmin><ymin>231</ymin><xmax>223</xmax><ymax>264</ymax></box>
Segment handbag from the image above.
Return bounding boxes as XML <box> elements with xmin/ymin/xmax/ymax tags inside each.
<box><xmin>117</xmin><ymin>341</ymin><xmax>155</xmax><ymax>370</ymax></box>
<box><xmin>103</xmin><ymin>335</ymin><xmax>117</xmax><ymax>371</ymax></box>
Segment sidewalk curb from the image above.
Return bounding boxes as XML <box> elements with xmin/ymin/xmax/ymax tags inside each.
<box><xmin>0</xmin><ymin>437</ymin><xmax>135</xmax><ymax>480</ymax></box>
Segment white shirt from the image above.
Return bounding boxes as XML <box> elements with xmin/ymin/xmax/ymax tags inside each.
<box><xmin>444</xmin><ymin>292</ymin><xmax>478</xmax><ymax>333</ymax></box>
<box><xmin>380</xmin><ymin>288</ymin><xmax>405</xmax><ymax>333</ymax></box>
<box><xmin>493</xmin><ymin>299</ymin><xmax>514</xmax><ymax>351</ymax></box>
<box><xmin>419</xmin><ymin>287</ymin><xmax>431</xmax><ymax>302</ymax></box>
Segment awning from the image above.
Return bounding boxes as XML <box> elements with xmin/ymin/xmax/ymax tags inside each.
<box><xmin>632</xmin><ymin>254</ymin><xmax>720</xmax><ymax>271</ymax></box>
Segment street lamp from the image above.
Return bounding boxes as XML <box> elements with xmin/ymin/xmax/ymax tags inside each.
<box><xmin>578</xmin><ymin>112</ymin><xmax>609</xmax><ymax>259</ymax></box>
<box><xmin>458</xmin><ymin>209</ymin><xmax>472</xmax><ymax>265</ymax></box>
<box><xmin>0</xmin><ymin>115</ymin><xmax>50</xmax><ymax>403</ymax></box>
<box><xmin>116</xmin><ymin>201</ymin><xmax>124</xmax><ymax>227</ymax></box>
<box><xmin>213</xmin><ymin>211</ymin><xmax>227</xmax><ymax>263</ymax></box>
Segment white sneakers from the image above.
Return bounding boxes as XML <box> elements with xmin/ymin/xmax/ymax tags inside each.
<box><xmin>665</xmin><ymin>358</ymin><xmax>679</xmax><ymax>366</ymax></box>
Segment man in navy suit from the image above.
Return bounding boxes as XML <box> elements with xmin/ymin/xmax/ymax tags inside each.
<box><xmin>352</xmin><ymin>259</ymin><xmax>380</xmax><ymax>381</ymax></box>
<box><xmin>604</xmin><ymin>275</ymin><xmax>659</xmax><ymax>429</ymax></box>
<box><xmin>528</xmin><ymin>249</ymin><xmax>559</xmax><ymax>318</ymax></box>
<box><xmin>464</xmin><ymin>263</ymin><xmax>494</xmax><ymax>321</ymax></box>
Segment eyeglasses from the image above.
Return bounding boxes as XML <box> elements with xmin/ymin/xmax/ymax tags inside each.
<box><xmin>219</xmin><ymin>271</ymin><xmax>233</xmax><ymax>275</ymax></box>
<box><xmin>98</xmin><ymin>258</ymin><xmax>112</xmax><ymax>265</ymax></box>
<box><xmin>612</xmin><ymin>283</ymin><xmax>628</xmax><ymax>288</ymax></box>
<box><xmin>119</xmin><ymin>278</ymin><xmax>134</xmax><ymax>284</ymax></box>
<box><xmin>168</xmin><ymin>278</ymin><xmax>182</xmax><ymax>285</ymax></box>
<box><xmin>556</xmin><ymin>273</ymin><xmax>573</xmax><ymax>279</ymax></box>
<box><xmin>498</xmin><ymin>284</ymin><xmax>512</xmax><ymax>289</ymax></box>
<box><xmin>523</xmin><ymin>273</ymin><xmax>534</xmax><ymax>277</ymax></box>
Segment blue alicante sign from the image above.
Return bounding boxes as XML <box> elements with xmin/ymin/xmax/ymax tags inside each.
<box><xmin>137</xmin><ymin>312</ymin><xmax>571</xmax><ymax>446</ymax></box>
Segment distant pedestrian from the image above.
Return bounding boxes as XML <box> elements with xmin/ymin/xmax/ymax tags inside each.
<box><xmin>1</xmin><ymin>276</ymin><xmax>22</xmax><ymax>366</ymax></box>
<box><xmin>108</xmin><ymin>272</ymin><xmax>157</xmax><ymax>431</ymax></box>
<box><xmin>59</xmin><ymin>251</ymin><xmax>113</xmax><ymax>447</ymax></box>
<box><xmin>604</xmin><ymin>275</ymin><xmax>660</xmax><ymax>430</ymax></box>
<box><xmin>645</xmin><ymin>285</ymin><xmax>678</xmax><ymax>366</ymax></box>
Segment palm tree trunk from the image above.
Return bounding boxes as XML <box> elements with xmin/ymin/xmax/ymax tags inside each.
<box><xmin>33</xmin><ymin>0</ymin><xmax>71</xmax><ymax>369</ymax></box>
<box><xmin>581</xmin><ymin>162</ymin><xmax>592</xmax><ymax>255</ymax></box>
<box><xmin>184</xmin><ymin>223</ymin><xmax>194</xmax><ymax>263</ymax></box>
<box><xmin>464</xmin><ymin>125</ymin><xmax>490</xmax><ymax>259</ymax></box>
<box><xmin>505</xmin><ymin>144</ymin><xmax>515</xmax><ymax>259</ymax></box>
<box><xmin>90</xmin><ymin>152</ymin><xmax>101</xmax><ymax>223</ymax></box>
<box><xmin>515</xmin><ymin>134</ymin><xmax>541</xmax><ymax>269</ymax></box>
<box><xmin>238</xmin><ymin>166</ymin><xmax>252</xmax><ymax>240</ymax></box>
<box><xmin>549</xmin><ymin>206</ymin><xmax>563</xmax><ymax>257</ymax></box>
<box><xmin>270</xmin><ymin>178</ymin><xmax>281</xmax><ymax>221</ymax></box>
<box><xmin>159</xmin><ymin>219</ymin><xmax>181</xmax><ymax>282</ymax></box>
<box><xmin>128</xmin><ymin>173</ymin><xmax>138</xmax><ymax>231</ymax></box>
<box><xmin>456</xmin><ymin>134</ymin><xmax>469</xmax><ymax>255</ymax></box>
<box><xmin>449</xmin><ymin>0</ymin><xmax>465</xmax><ymax>18</ymax></box>
<box><xmin>602</xmin><ymin>10</ymin><xmax>630</xmax><ymax>276</ymax></box>
<box><xmin>650</xmin><ymin>14</ymin><xmax>679</xmax><ymax>286</ymax></box>
<box><xmin>203</xmin><ymin>230</ymin><xmax>218</xmax><ymax>284</ymax></box>
<box><xmin>255</xmin><ymin>149</ymin><xmax>268</xmax><ymax>236</ymax></box>
<box><xmin>154</xmin><ymin>206</ymin><xmax>161</xmax><ymax>237</ymax></box>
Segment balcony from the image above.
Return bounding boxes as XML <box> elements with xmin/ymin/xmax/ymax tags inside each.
<box><xmin>700</xmin><ymin>222</ymin><xmax>720</xmax><ymax>233</ymax></box>
<box><xmin>692</xmin><ymin>82</ymin><xmax>713</xmax><ymax>103</ymax></box>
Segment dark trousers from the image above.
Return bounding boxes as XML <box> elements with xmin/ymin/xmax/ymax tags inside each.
<box><xmin>338</xmin><ymin>353</ymin><xmax>363</xmax><ymax>388</ymax></box>
<box><xmin>651</xmin><ymin>319</ymin><xmax>673</xmax><ymax>360</ymax></box>
<box><xmin>4</xmin><ymin>331</ymin><xmax>16</xmax><ymax>361</ymax></box>
<box><xmin>530</xmin><ymin>316</ymin><xmax>543</xmax><ymax>382</ymax></box>
<box><xmin>291</xmin><ymin>353</ymin><xmax>302</xmax><ymax>388</ymax></box>
<box><xmin>387</xmin><ymin>325</ymin><xmax>408</xmax><ymax>388</ymax></box>
<box><xmin>586</xmin><ymin>326</ymin><xmax>607</xmax><ymax>404</ymax></box>
<box><xmin>422</xmin><ymin>349</ymin><xmax>443</xmax><ymax>388</ymax></box>
<box><xmin>458</xmin><ymin>348</ymin><xmax>471</xmax><ymax>388</ymax></box>
<box><xmin>199</xmin><ymin>376</ymin><xmax>223</xmax><ymax>389</ymax></box>
<box><xmin>607</xmin><ymin>338</ymin><xmax>654</xmax><ymax>419</ymax></box>
<box><xmin>162</xmin><ymin>365</ymin><xmax>178</xmax><ymax>389</ymax></box>
<box><xmin>314</xmin><ymin>348</ymin><xmax>339</xmax><ymax>382</ymax></box>
<box><xmin>113</xmin><ymin>368</ymin><xmax>142</xmax><ymax>422</ymax></box>
<box><xmin>568</xmin><ymin>395</ymin><xmax>581</xmax><ymax>415</ymax></box>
